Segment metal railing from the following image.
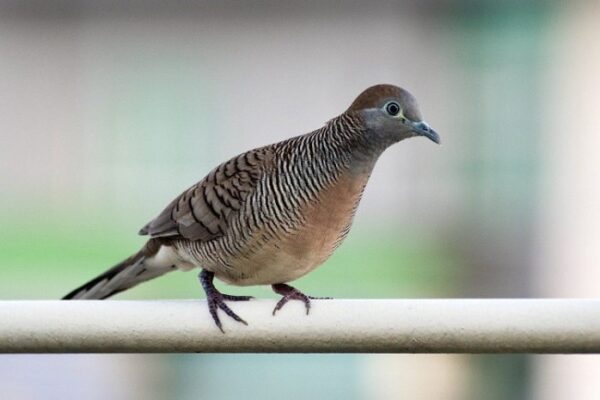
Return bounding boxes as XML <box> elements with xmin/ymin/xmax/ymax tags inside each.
<box><xmin>1</xmin><ymin>299</ymin><xmax>598</xmax><ymax>353</ymax></box>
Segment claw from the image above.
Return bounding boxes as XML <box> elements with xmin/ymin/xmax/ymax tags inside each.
<box><xmin>221</xmin><ymin>294</ymin><xmax>254</xmax><ymax>302</ymax></box>
<box><xmin>199</xmin><ymin>270</ymin><xmax>251</xmax><ymax>332</ymax></box>
<box><xmin>271</xmin><ymin>283</ymin><xmax>330</xmax><ymax>316</ymax></box>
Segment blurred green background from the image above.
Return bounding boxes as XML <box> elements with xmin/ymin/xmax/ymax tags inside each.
<box><xmin>1</xmin><ymin>1</ymin><xmax>600</xmax><ymax>399</ymax></box>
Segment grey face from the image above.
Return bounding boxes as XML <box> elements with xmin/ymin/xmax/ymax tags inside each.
<box><xmin>381</xmin><ymin>97</ymin><xmax>440</xmax><ymax>144</ymax></box>
<box><xmin>364</xmin><ymin>95</ymin><xmax>440</xmax><ymax>146</ymax></box>
<box><xmin>347</xmin><ymin>84</ymin><xmax>440</xmax><ymax>147</ymax></box>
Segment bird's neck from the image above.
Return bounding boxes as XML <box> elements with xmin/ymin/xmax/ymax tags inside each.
<box><xmin>311</xmin><ymin>114</ymin><xmax>383</xmax><ymax>174</ymax></box>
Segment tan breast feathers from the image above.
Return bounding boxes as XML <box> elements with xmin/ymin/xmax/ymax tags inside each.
<box><xmin>283</xmin><ymin>169</ymin><xmax>371</xmax><ymax>266</ymax></box>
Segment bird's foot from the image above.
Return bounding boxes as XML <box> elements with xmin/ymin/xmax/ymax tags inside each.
<box><xmin>221</xmin><ymin>293</ymin><xmax>254</xmax><ymax>302</ymax></box>
<box><xmin>199</xmin><ymin>270</ymin><xmax>252</xmax><ymax>333</ymax></box>
<box><xmin>206</xmin><ymin>291</ymin><xmax>250</xmax><ymax>333</ymax></box>
<box><xmin>271</xmin><ymin>283</ymin><xmax>331</xmax><ymax>316</ymax></box>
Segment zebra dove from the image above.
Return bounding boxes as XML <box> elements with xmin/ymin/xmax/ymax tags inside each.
<box><xmin>63</xmin><ymin>84</ymin><xmax>440</xmax><ymax>332</ymax></box>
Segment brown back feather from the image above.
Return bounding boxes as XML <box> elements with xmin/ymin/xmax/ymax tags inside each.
<box><xmin>139</xmin><ymin>148</ymin><xmax>274</xmax><ymax>241</ymax></box>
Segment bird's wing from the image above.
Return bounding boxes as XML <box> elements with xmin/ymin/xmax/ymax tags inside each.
<box><xmin>139</xmin><ymin>148</ymin><xmax>274</xmax><ymax>241</ymax></box>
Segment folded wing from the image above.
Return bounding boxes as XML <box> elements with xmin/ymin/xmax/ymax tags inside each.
<box><xmin>139</xmin><ymin>148</ymin><xmax>273</xmax><ymax>241</ymax></box>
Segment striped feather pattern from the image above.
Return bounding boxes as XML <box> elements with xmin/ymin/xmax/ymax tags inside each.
<box><xmin>63</xmin><ymin>84</ymin><xmax>436</xmax><ymax>300</ymax></box>
<box><xmin>140</xmin><ymin>113</ymin><xmax>376</xmax><ymax>285</ymax></box>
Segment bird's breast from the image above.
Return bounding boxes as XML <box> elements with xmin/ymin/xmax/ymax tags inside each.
<box><xmin>216</xmin><ymin>168</ymin><xmax>372</xmax><ymax>286</ymax></box>
<box><xmin>285</xmin><ymin>169</ymin><xmax>370</xmax><ymax>263</ymax></box>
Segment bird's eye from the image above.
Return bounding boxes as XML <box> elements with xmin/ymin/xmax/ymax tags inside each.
<box><xmin>385</xmin><ymin>101</ymin><xmax>401</xmax><ymax>117</ymax></box>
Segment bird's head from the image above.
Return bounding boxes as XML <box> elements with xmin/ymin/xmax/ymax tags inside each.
<box><xmin>346</xmin><ymin>84</ymin><xmax>440</xmax><ymax>147</ymax></box>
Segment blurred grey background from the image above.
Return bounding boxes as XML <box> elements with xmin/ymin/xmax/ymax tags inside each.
<box><xmin>1</xmin><ymin>1</ymin><xmax>599</xmax><ymax>399</ymax></box>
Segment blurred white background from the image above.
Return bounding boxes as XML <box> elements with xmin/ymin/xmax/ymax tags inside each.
<box><xmin>1</xmin><ymin>1</ymin><xmax>599</xmax><ymax>399</ymax></box>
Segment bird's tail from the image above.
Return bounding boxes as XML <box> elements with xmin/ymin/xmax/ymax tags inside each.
<box><xmin>62</xmin><ymin>239</ymin><xmax>175</xmax><ymax>300</ymax></box>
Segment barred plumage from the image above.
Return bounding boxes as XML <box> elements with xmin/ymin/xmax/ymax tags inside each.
<box><xmin>63</xmin><ymin>84</ymin><xmax>440</xmax><ymax>332</ymax></box>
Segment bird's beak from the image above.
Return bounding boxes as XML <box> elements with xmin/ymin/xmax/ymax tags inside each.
<box><xmin>411</xmin><ymin>121</ymin><xmax>440</xmax><ymax>144</ymax></box>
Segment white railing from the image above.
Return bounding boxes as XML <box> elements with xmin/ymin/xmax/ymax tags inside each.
<box><xmin>0</xmin><ymin>299</ymin><xmax>598</xmax><ymax>353</ymax></box>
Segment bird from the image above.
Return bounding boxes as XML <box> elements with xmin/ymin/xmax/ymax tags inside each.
<box><xmin>63</xmin><ymin>84</ymin><xmax>440</xmax><ymax>332</ymax></box>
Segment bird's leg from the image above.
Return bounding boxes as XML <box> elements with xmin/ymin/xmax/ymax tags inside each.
<box><xmin>199</xmin><ymin>269</ymin><xmax>252</xmax><ymax>333</ymax></box>
<box><xmin>271</xmin><ymin>283</ymin><xmax>331</xmax><ymax>316</ymax></box>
